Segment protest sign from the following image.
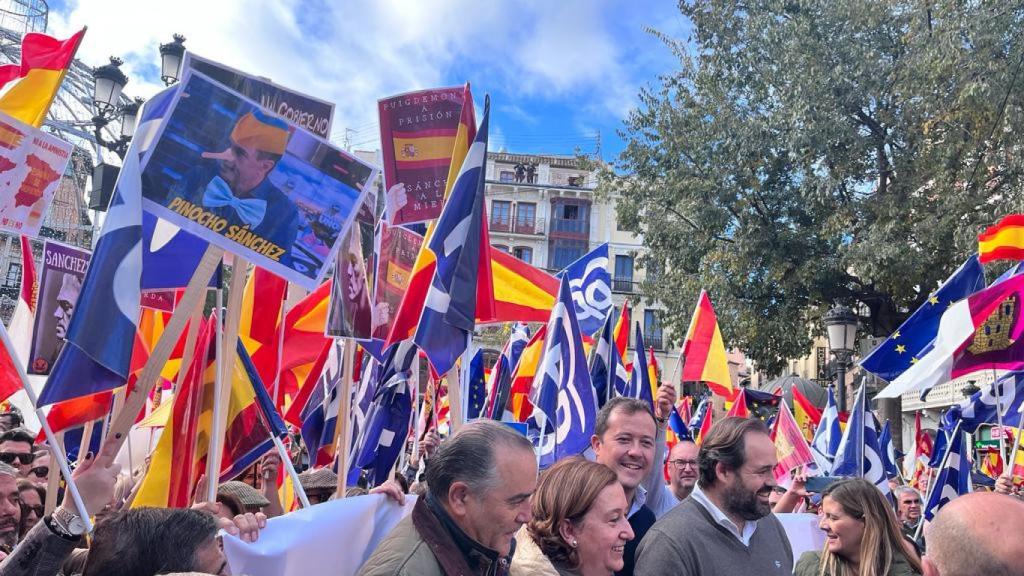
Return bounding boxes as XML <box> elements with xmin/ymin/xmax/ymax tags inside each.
<box><xmin>140</xmin><ymin>70</ymin><xmax>378</xmax><ymax>289</ymax></box>
<box><xmin>378</xmin><ymin>87</ymin><xmax>467</xmax><ymax>225</ymax></box>
<box><xmin>28</xmin><ymin>241</ymin><xmax>90</xmax><ymax>375</ymax></box>
<box><xmin>184</xmin><ymin>52</ymin><xmax>335</xmax><ymax>139</ymax></box>
<box><xmin>370</xmin><ymin>222</ymin><xmax>423</xmax><ymax>340</ymax></box>
<box><xmin>0</xmin><ymin>110</ymin><xmax>72</xmax><ymax>236</ymax></box>
<box><xmin>326</xmin><ymin>193</ymin><xmax>378</xmax><ymax>339</ymax></box>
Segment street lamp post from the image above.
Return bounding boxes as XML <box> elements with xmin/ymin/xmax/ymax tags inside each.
<box><xmin>90</xmin><ymin>36</ymin><xmax>186</xmax><ymax>160</ymax></box>
<box><xmin>824</xmin><ymin>303</ymin><xmax>858</xmax><ymax>412</ymax></box>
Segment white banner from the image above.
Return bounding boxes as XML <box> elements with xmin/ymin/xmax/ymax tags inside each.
<box><xmin>776</xmin><ymin>513</ymin><xmax>826</xmax><ymax>560</ymax></box>
<box><xmin>224</xmin><ymin>494</ymin><xmax>414</xmax><ymax>576</ymax></box>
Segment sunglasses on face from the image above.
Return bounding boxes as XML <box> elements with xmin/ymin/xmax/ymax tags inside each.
<box><xmin>22</xmin><ymin>504</ymin><xmax>42</xmax><ymax>517</ymax></box>
<box><xmin>29</xmin><ymin>466</ymin><xmax>48</xmax><ymax>478</ymax></box>
<box><xmin>0</xmin><ymin>453</ymin><xmax>32</xmax><ymax>466</ymax></box>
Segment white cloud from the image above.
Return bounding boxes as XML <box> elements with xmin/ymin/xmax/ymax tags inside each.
<box><xmin>44</xmin><ymin>0</ymin><xmax>679</xmax><ymax>152</ymax></box>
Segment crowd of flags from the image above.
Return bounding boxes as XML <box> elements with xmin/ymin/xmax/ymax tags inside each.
<box><xmin>0</xmin><ymin>28</ymin><xmax>1021</xmax><ymax>524</ymax></box>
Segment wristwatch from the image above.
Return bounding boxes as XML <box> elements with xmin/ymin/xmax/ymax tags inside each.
<box><xmin>51</xmin><ymin>506</ymin><xmax>87</xmax><ymax>537</ymax></box>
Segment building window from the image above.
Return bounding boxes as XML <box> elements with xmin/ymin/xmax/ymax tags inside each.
<box><xmin>491</xmin><ymin>200</ymin><xmax>511</xmax><ymax>231</ymax></box>
<box><xmin>499</xmin><ymin>170</ymin><xmax>515</xmax><ymax>183</ymax></box>
<box><xmin>514</xmin><ymin>202</ymin><xmax>536</xmax><ymax>234</ymax></box>
<box><xmin>550</xmin><ymin>200</ymin><xmax>590</xmax><ymax>235</ymax></box>
<box><xmin>613</xmin><ymin>255</ymin><xmax>634</xmax><ymax>292</ymax></box>
<box><xmin>493</xmin><ymin>244</ymin><xmax>510</xmax><ymax>253</ymax></box>
<box><xmin>549</xmin><ymin>239</ymin><xmax>588</xmax><ymax>270</ymax></box>
<box><xmin>4</xmin><ymin>264</ymin><xmax>20</xmax><ymax>288</ymax></box>
<box><xmin>644</xmin><ymin>310</ymin><xmax>663</xmax><ymax>350</ymax></box>
<box><xmin>512</xmin><ymin>246</ymin><xmax>533</xmax><ymax>264</ymax></box>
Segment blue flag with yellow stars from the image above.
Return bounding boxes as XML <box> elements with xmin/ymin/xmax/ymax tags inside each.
<box><xmin>860</xmin><ymin>255</ymin><xmax>985</xmax><ymax>382</ymax></box>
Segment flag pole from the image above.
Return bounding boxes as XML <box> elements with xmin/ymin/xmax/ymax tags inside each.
<box><xmin>108</xmin><ymin>246</ymin><xmax>223</xmax><ymax>454</ymax></box>
<box><xmin>205</xmin><ymin>286</ymin><xmax>225</xmax><ymax>504</ymax></box>
<box><xmin>207</xmin><ymin>257</ymin><xmax>249</xmax><ymax>502</ymax></box>
<box><xmin>447</xmin><ymin>335</ymin><xmax>468</xmax><ymax>433</ymax></box>
<box><xmin>0</xmin><ymin>323</ymin><xmax>92</xmax><ymax>532</ymax></box>
<box><xmin>272</xmin><ymin>434</ymin><xmax>310</xmax><ymax>508</ymax></box>
<box><xmin>43</xmin><ymin>432</ymin><xmax>63</xmax><ymax>515</ymax></box>
<box><xmin>993</xmin><ymin>374</ymin><xmax>1008</xmax><ymax>467</ymax></box>
<box><xmin>335</xmin><ymin>339</ymin><xmax>357</xmax><ymax>498</ymax></box>
<box><xmin>915</xmin><ymin>420</ymin><xmax>962</xmax><ymax>542</ymax></box>
<box><xmin>270</xmin><ymin>286</ymin><xmax>288</xmax><ymax>405</ymax></box>
<box><xmin>76</xmin><ymin>419</ymin><xmax>96</xmax><ymax>466</ymax></box>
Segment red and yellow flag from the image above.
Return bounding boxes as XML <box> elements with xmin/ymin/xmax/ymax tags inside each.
<box><xmin>482</xmin><ymin>248</ymin><xmax>558</xmax><ymax>323</ymax></box>
<box><xmin>238</xmin><ymin>267</ymin><xmax>287</xmax><ymax>398</ymax></box>
<box><xmin>0</xmin><ymin>29</ymin><xmax>85</xmax><ymax>127</ymax></box>
<box><xmin>979</xmin><ymin>215</ymin><xmax>1024</xmax><ymax>264</ymax></box>
<box><xmin>792</xmin><ymin>386</ymin><xmax>822</xmax><ymax>442</ymax></box>
<box><xmin>681</xmin><ymin>290</ymin><xmax>733</xmax><ymax>398</ymax></box>
<box><xmin>770</xmin><ymin>402</ymin><xmax>816</xmax><ymax>481</ymax></box>
<box><xmin>508</xmin><ymin>325</ymin><xmax>547</xmax><ymax>421</ymax></box>
<box><xmin>613</xmin><ymin>303</ymin><xmax>630</xmax><ymax>361</ymax></box>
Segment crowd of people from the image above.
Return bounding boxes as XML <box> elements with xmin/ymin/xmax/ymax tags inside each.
<box><xmin>0</xmin><ymin>393</ymin><xmax>1020</xmax><ymax>576</ymax></box>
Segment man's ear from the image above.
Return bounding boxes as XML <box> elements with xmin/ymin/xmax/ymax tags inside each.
<box><xmin>258</xmin><ymin>158</ymin><xmax>276</xmax><ymax>176</ymax></box>
<box><xmin>448</xmin><ymin>481</ymin><xmax>471</xmax><ymax>518</ymax></box>
<box><xmin>715</xmin><ymin>461</ymin><xmax>733</xmax><ymax>484</ymax></box>
<box><xmin>590</xmin><ymin>434</ymin><xmax>601</xmax><ymax>453</ymax></box>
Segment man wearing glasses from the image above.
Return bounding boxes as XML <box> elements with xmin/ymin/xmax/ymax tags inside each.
<box><xmin>0</xmin><ymin>430</ymin><xmax>34</xmax><ymax>478</ymax></box>
<box><xmin>667</xmin><ymin>440</ymin><xmax>700</xmax><ymax>502</ymax></box>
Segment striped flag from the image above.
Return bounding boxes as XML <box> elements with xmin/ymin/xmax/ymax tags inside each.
<box><xmin>771</xmin><ymin>401</ymin><xmax>816</xmax><ymax>483</ymax></box>
<box><xmin>681</xmin><ymin>290</ymin><xmax>733</xmax><ymax>398</ymax></box>
<box><xmin>0</xmin><ymin>29</ymin><xmax>85</xmax><ymax>127</ymax></box>
<box><xmin>923</xmin><ymin>428</ymin><xmax>971</xmax><ymax>520</ymax></box>
<box><xmin>624</xmin><ymin>323</ymin><xmax>654</xmax><ymax>411</ymax></box>
<box><xmin>38</xmin><ymin>87</ymin><xmax>178</xmax><ymax>406</ymax></box>
<box><xmin>792</xmin><ymin>386</ymin><xmax>822</xmax><ymax>442</ymax></box>
<box><xmin>979</xmin><ymin>214</ymin><xmax>1024</xmax><ymax>264</ymax></box>
<box><xmin>413</xmin><ymin>97</ymin><xmax>491</xmax><ymax>375</ymax></box>
<box><xmin>508</xmin><ymin>325</ymin><xmax>547</xmax><ymax>422</ymax></box>
<box><xmin>589</xmin><ymin>308</ymin><xmax>628</xmax><ymax>409</ymax></box>
<box><xmin>485</xmin><ymin>322</ymin><xmax>530</xmax><ymax>420</ymax></box>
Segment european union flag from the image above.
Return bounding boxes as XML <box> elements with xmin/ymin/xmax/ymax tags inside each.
<box><xmin>464</xmin><ymin>346</ymin><xmax>487</xmax><ymax>420</ymax></box>
<box><xmin>860</xmin><ymin>255</ymin><xmax>985</xmax><ymax>382</ymax></box>
<box><xmin>557</xmin><ymin>243</ymin><xmax>612</xmax><ymax>336</ymax></box>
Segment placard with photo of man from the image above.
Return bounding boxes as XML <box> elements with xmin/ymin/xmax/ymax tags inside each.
<box><xmin>28</xmin><ymin>241</ymin><xmax>90</xmax><ymax>375</ymax></box>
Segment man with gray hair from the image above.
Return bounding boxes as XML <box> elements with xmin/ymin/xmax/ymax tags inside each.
<box><xmin>0</xmin><ymin>463</ymin><xmax>21</xmax><ymax>553</ymax></box>
<box><xmin>923</xmin><ymin>491</ymin><xmax>1024</xmax><ymax>576</ymax></box>
<box><xmin>894</xmin><ymin>485</ymin><xmax>924</xmax><ymax>548</ymax></box>
<box><xmin>359</xmin><ymin>420</ymin><xmax>538</xmax><ymax>576</ymax></box>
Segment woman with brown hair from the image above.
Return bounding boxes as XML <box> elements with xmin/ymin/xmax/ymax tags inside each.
<box><xmin>511</xmin><ymin>457</ymin><xmax>634</xmax><ymax>576</ymax></box>
<box><xmin>795</xmin><ymin>478</ymin><xmax>922</xmax><ymax>576</ymax></box>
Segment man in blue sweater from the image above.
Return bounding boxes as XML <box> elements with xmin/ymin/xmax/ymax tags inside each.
<box><xmin>634</xmin><ymin>416</ymin><xmax>794</xmax><ymax>575</ymax></box>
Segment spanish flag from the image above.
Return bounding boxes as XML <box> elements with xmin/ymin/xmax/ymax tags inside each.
<box><xmin>792</xmin><ymin>386</ymin><xmax>822</xmax><ymax>442</ymax></box>
<box><xmin>681</xmin><ymin>290</ymin><xmax>733</xmax><ymax>398</ymax></box>
<box><xmin>0</xmin><ymin>29</ymin><xmax>85</xmax><ymax>128</ymax></box>
<box><xmin>508</xmin><ymin>325</ymin><xmax>547</xmax><ymax>421</ymax></box>
<box><xmin>483</xmin><ymin>248</ymin><xmax>558</xmax><ymax>323</ymax></box>
<box><xmin>613</xmin><ymin>303</ymin><xmax>631</xmax><ymax>360</ymax></box>
<box><xmin>979</xmin><ymin>214</ymin><xmax>1024</xmax><ymax>264</ymax></box>
<box><xmin>238</xmin><ymin>267</ymin><xmax>287</xmax><ymax>400</ymax></box>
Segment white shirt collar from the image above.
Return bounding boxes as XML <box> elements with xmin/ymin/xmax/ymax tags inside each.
<box><xmin>627</xmin><ymin>484</ymin><xmax>648</xmax><ymax>519</ymax></box>
<box><xmin>690</xmin><ymin>485</ymin><xmax>758</xmax><ymax>546</ymax></box>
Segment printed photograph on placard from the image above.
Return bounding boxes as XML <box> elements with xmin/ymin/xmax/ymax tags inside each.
<box><xmin>371</xmin><ymin>222</ymin><xmax>423</xmax><ymax>340</ymax></box>
<box><xmin>28</xmin><ymin>241</ymin><xmax>90</xmax><ymax>375</ymax></box>
<box><xmin>139</xmin><ymin>70</ymin><xmax>378</xmax><ymax>289</ymax></box>
<box><xmin>325</xmin><ymin>193</ymin><xmax>378</xmax><ymax>340</ymax></box>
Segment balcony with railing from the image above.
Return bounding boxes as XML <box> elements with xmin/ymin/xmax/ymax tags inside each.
<box><xmin>612</xmin><ymin>277</ymin><xmax>638</xmax><ymax>294</ymax></box>
<box><xmin>490</xmin><ymin>217</ymin><xmax>511</xmax><ymax>233</ymax></box>
<box><xmin>513</xmin><ymin>218</ymin><xmax>537</xmax><ymax>235</ymax></box>
<box><xmin>646</xmin><ymin>333</ymin><xmax>664</xmax><ymax>350</ymax></box>
<box><xmin>550</xmin><ymin>217</ymin><xmax>588</xmax><ymax>235</ymax></box>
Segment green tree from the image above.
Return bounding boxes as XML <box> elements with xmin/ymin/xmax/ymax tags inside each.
<box><xmin>609</xmin><ymin>0</ymin><xmax>1024</xmax><ymax>375</ymax></box>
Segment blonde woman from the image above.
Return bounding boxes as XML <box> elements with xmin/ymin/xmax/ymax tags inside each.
<box><xmin>512</xmin><ymin>457</ymin><xmax>634</xmax><ymax>576</ymax></box>
<box><xmin>795</xmin><ymin>478</ymin><xmax>922</xmax><ymax>576</ymax></box>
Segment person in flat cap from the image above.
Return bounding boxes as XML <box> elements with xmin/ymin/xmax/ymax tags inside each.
<box><xmin>169</xmin><ymin>109</ymin><xmax>301</xmax><ymax>265</ymax></box>
<box><xmin>297</xmin><ymin>467</ymin><xmax>338</xmax><ymax>505</ymax></box>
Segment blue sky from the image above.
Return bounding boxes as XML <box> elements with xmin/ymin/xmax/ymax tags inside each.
<box><xmin>46</xmin><ymin>0</ymin><xmax>689</xmax><ymax>163</ymax></box>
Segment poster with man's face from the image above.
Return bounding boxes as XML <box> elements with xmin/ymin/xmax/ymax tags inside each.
<box><xmin>28</xmin><ymin>241</ymin><xmax>90</xmax><ymax>375</ymax></box>
<box><xmin>139</xmin><ymin>70</ymin><xmax>378</xmax><ymax>290</ymax></box>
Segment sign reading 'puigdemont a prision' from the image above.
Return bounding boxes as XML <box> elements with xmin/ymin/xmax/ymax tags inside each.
<box><xmin>139</xmin><ymin>70</ymin><xmax>379</xmax><ymax>289</ymax></box>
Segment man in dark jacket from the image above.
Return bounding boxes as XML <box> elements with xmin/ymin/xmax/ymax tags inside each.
<box><xmin>359</xmin><ymin>420</ymin><xmax>538</xmax><ymax>576</ymax></box>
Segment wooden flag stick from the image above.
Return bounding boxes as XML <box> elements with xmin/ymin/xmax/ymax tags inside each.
<box><xmin>44</xmin><ymin>432</ymin><xmax>63</xmax><ymax>515</ymax></box>
<box><xmin>335</xmin><ymin>339</ymin><xmax>356</xmax><ymax>497</ymax></box>
<box><xmin>207</xmin><ymin>257</ymin><xmax>249</xmax><ymax>502</ymax></box>
<box><xmin>108</xmin><ymin>245</ymin><xmax>223</xmax><ymax>452</ymax></box>
<box><xmin>173</xmin><ymin>297</ymin><xmax>206</xmax><ymax>395</ymax></box>
<box><xmin>447</xmin><ymin>353</ymin><xmax>465</xmax><ymax>434</ymax></box>
<box><xmin>0</xmin><ymin>324</ymin><xmax>92</xmax><ymax>532</ymax></box>
<box><xmin>76</xmin><ymin>419</ymin><xmax>96</xmax><ymax>466</ymax></box>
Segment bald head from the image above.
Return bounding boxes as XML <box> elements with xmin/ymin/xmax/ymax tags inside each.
<box><xmin>923</xmin><ymin>492</ymin><xmax>1024</xmax><ymax>576</ymax></box>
